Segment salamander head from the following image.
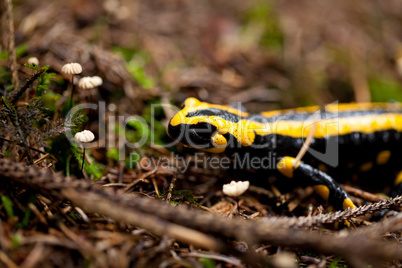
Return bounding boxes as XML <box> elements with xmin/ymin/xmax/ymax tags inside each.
<box><xmin>168</xmin><ymin>98</ymin><xmax>246</xmax><ymax>153</ymax></box>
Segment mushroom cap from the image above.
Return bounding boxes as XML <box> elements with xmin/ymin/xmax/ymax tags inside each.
<box><xmin>27</xmin><ymin>57</ymin><xmax>39</xmax><ymax>65</ymax></box>
<box><xmin>91</xmin><ymin>76</ymin><xmax>103</xmax><ymax>87</ymax></box>
<box><xmin>78</xmin><ymin>76</ymin><xmax>99</xmax><ymax>89</ymax></box>
<box><xmin>222</xmin><ymin>180</ymin><xmax>250</xmax><ymax>197</ymax></box>
<box><xmin>74</xmin><ymin>130</ymin><xmax>95</xmax><ymax>143</ymax></box>
<box><xmin>61</xmin><ymin>63</ymin><xmax>83</xmax><ymax>75</ymax></box>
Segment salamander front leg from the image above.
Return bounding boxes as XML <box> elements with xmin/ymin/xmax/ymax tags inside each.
<box><xmin>277</xmin><ymin>156</ymin><xmax>356</xmax><ymax>210</ymax></box>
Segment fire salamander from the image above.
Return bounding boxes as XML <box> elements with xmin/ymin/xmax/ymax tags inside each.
<box><xmin>167</xmin><ymin>97</ymin><xmax>402</xmax><ymax>210</ymax></box>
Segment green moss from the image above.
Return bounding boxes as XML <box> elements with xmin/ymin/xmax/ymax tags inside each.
<box><xmin>112</xmin><ymin>47</ymin><xmax>155</xmax><ymax>89</ymax></box>
<box><xmin>368</xmin><ymin>76</ymin><xmax>402</xmax><ymax>102</ymax></box>
<box><xmin>0</xmin><ymin>43</ymin><xmax>28</xmax><ymax>60</ymax></box>
<box><xmin>1</xmin><ymin>195</ymin><xmax>14</xmax><ymax>219</ymax></box>
<box><xmin>11</xmin><ymin>234</ymin><xmax>21</xmax><ymax>249</ymax></box>
<box><xmin>41</xmin><ymin>91</ymin><xmax>62</xmax><ymax>115</ymax></box>
<box><xmin>127</xmin><ymin>59</ymin><xmax>155</xmax><ymax>89</ymax></box>
<box><xmin>17</xmin><ymin>194</ymin><xmax>35</xmax><ymax>229</ymax></box>
<box><xmin>71</xmin><ymin>142</ymin><xmax>105</xmax><ymax>180</ymax></box>
<box><xmin>199</xmin><ymin>257</ymin><xmax>216</xmax><ymax>268</ymax></box>
<box><xmin>329</xmin><ymin>257</ymin><xmax>348</xmax><ymax>268</ymax></box>
<box><xmin>244</xmin><ymin>0</ymin><xmax>283</xmax><ymax>51</ymax></box>
<box><xmin>167</xmin><ymin>189</ymin><xmax>200</xmax><ymax>206</ymax></box>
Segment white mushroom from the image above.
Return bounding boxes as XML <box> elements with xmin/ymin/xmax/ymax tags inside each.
<box><xmin>91</xmin><ymin>76</ymin><xmax>103</xmax><ymax>87</ymax></box>
<box><xmin>78</xmin><ymin>76</ymin><xmax>103</xmax><ymax>89</ymax></box>
<box><xmin>222</xmin><ymin>180</ymin><xmax>250</xmax><ymax>197</ymax></box>
<box><xmin>61</xmin><ymin>62</ymin><xmax>82</xmax><ymax>75</ymax></box>
<box><xmin>62</xmin><ymin>63</ymin><xmax>83</xmax><ymax>108</ymax></box>
<box><xmin>78</xmin><ymin>77</ymin><xmax>96</xmax><ymax>89</ymax></box>
<box><xmin>74</xmin><ymin>130</ymin><xmax>95</xmax><ymax>143</ymax></box>
<box><xmin>74</xmin><ymin>130</ymin><xmax>95</xmax><ymax>172</ymax></box>
<box><xmin>27</xmin><ymin>57</ymin><xmax>39</xmax><ymax>65</ymax></box>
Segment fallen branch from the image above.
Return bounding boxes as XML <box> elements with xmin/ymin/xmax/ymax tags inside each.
<box><xmin>0</xmin><ymin>159</ymin><xmax>401</xmax><ymax>267</ymax></box>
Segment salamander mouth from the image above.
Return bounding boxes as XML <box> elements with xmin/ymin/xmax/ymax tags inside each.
<box><xmin>168</xmin><ymin>122</ymin><xmax>217</xmax><ymax>149</ymax></box>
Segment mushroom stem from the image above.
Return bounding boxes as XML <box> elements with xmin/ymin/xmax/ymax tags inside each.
<box><xmin>69</xmin><ymin>75</ymin><xmax>75</xmax><ymax>109</ymax></box>
<box><xmin>81</xmin><ymin>147</ymin><xmax>86</xmax><ymax>172</ymax></box>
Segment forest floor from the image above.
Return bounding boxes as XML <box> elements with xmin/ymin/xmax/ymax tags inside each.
<box><xmin>1</xmin><ymin>0</ymin><xmax>402</xmax><ymax>267</ymax></box>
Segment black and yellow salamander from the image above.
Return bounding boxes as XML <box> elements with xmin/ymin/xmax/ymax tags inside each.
<box><xmin>167</xmin><ymin>97</ymin><xmax>402</xmax><ymax>210</ymax></box>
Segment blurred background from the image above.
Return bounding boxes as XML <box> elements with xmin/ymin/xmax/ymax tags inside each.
<box><xmin>5</xmin><ymin>0</ymin><xmax>402</xmax><ymax>113</ymax></box>
<box><xmin>2</xmin><ymin>2</ymin><xmax>402</xmax><ymax>266</ymax></box>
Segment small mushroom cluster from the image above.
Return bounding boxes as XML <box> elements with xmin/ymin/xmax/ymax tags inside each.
<box><xmin>61</xmin><ymin>62</ymin><xmax>103</xmax><ymax>108</ymax></box>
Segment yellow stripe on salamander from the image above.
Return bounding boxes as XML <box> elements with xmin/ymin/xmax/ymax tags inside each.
<box><xmin>170</xmin><ymin>98</ymin><xmax>402</xmax><ymax>148</ymax></box>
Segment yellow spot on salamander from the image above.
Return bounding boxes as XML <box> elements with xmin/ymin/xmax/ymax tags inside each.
<box><xmin>318</xmin><ymin>164</ymin><xmax>328</xmax><ymax>173</ymax></box>
<box><xmin>313</xmin><ymin>185</ymin><xmax>330</xmax><ymax>201</ymax></box>
<box><xmin>359</xmin><ymin>162</ymin><xmax>373</xmax><ymax>172</ymax></box>
<box><xmin>394</xmin><ymin>171</ymin><xmax>402</xmax><ymax>186</ymax></box>
<box><xmin>204</xmin><ymin>133</ymin><xmax>227</xmax><ymax>153</ymax></box>
<box><xmin>376</xmin><ymin>150</ymin><xmax>391</xmax><ymax>165</ymax></box>
<box><xmin>277</xmin><ymin>157</ymin><xmax>300</xmax><ymax>178</ymax></box>
<box><xmin>342</xmin><ymin>198</ymin><xmax>356</xmax><ymax>209</ymax></box>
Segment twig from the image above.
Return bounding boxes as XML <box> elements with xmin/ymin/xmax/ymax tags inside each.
<box><xmin>61</xmin><ymin>188</ymin><xmax>222</xmax><ymax>251</ymax></box>
<box><xmin>341</xmin><ymin>184</ymin><xmax>385</xmax><ymax>202</ymax></box>
<box><xmin>123</xmin><ymin>168</ymin><xmax>156</xmax><ymax>192</ymax></box>
<box><xmin>7</xmin><ymin>68</ymin><xmax>46</xmax><ymax>104</ymax></box>
<box><xmin>19</xmin><ymin>243</ymin><xmax>46</xmax><ymax>268</ymax></box>
<box><xmin>4</xmin><ymin>0</ymin><xmax>18</xmax><ymax>90</ymax></box>
<box><xmin>354</xmin><ymin>212</ymin><xmax>402</xmax><ymax>238</ymax></box>
<box><xmin>33</xmin><ymin>153</ymin><xmax>51</xmax><ymax>165</ymax></box>
<box><xmin>2</xmin><ymin>98</ymin><xmax>33</xmax><ymax>164</ymax></box>
<box><xmin>181</xmin><ymin>252</ymin><xmax>243</xmax><ymax>267</ymax></box>
<box><xmin>151</xmin><ymin>177</ymin><xmax>160</xmax><ymax>198</ymax></box>
<box><xmin>166</xmin><ymin>174</ymin><xmax>177</xmax><ymax>202</ymax></box>
<box><xmin>293</xmin><ymin>114</ymin><xmax>318</xmax><ymax>168</ymax></box>
<box><xmin>0</xmin><ymin>250</ymin><xmax>19</xmax><ymax>268</ymax></box>
<box><xmin>0</xmin><ymin>136</ymin><xmax>48</xmax><ymax>155</ymax></box>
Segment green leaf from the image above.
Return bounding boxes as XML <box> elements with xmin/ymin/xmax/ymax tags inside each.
<box><xmin>199</xmin><ymin>257</ymin><xmax>216</xmax><ymax>268</ymax></box>
<box><xmin>369</xmin><ymin>76</ymin><xmax>402</xmax><ymax>102</ymax></box>
<box><xmin>16</xmin><ymin>43</ymin><xmax>28</xmax><ymax>57</ymax></box>
<box><xmin>24</xmin><ymin>63</ymin><xmax>41</xmax><ymax>70</ymax></box>
<box><xmin>0</xmin><ymin>51</ymin><xmax>8</xmax><ymax>60</ymax></box>
<box><xmin>127</xmin><ymin>60</ymin><xmax>155</xmax><ymax>89</ymax></box>
<box><xmin>17</xmin><ymin>205</ymin><xmax>32</xmax><ymax>229</ymax></box>
<box><xmin>0</xmin><ymin>44</ymin><xmax>28</xmax><ymax>60</ymax></box>
<box><xmin>1</xmin><ymin>195</ymin><xmax>15</xmax><ymax>219</ymax></box>
<box><xmin>11</xmin><ymin>234</ymin><xmax>21</xmax><ymax>249</ymax></box>
<box><xmin>329</xmin><ymin>257</ymin><xmax>346</xmax><ymax>268</ymax></box>
<box><xmin>112</xmin><ymin>47</ymin><xmax>155</xmax><ymax>89</ymax></box>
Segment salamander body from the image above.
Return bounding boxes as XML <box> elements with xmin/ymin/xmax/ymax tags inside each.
<box><xmin>168</xmin><ymin>98</ymin><xmax>402</xmax><ymax>210</ymax></box>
